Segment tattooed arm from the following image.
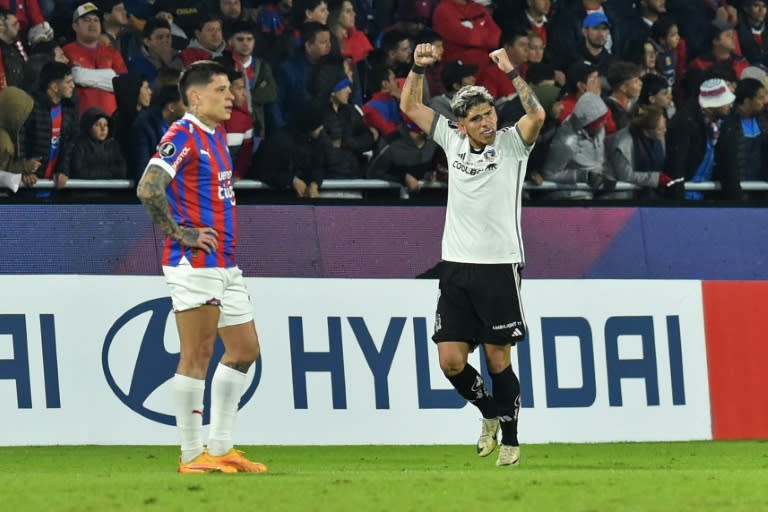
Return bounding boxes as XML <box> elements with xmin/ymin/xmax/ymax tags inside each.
<box><xmin>489</xmin><ymin>49</ymin><xmax>546</xmax><ymax>145</ymax></box>
<box><xmin>399</xmin><ymin>43</ymin><xmax>437</xmax><ymax>135</ymax></box>
<box><xmin>136</xmin><ymin>165</ymin><xmax>219</xmax><ymax>254</ymax></box>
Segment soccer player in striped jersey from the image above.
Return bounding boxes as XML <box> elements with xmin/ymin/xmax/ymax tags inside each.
<box><xmin>401</xmin><ymin>44</ymin><xmax>545</xmax><ymax>467</ymax></box>
<box><xmin>137</xmin><ymin>60</ymin><xmax>266</xmax><ymax>474</ymax></box>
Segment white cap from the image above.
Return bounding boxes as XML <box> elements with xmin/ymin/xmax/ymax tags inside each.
<box><xmin>72</xmin><ymin>2</ymin><xmax>100</xmax><ymax>22</ymax></box>
<box><xmin>698</xmin><ymin>78</ymin><xmax>736</xmax><ymax>109</ymax></box>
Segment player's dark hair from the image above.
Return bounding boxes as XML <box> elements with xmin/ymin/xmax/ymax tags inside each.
<box><xmin>178</xmin><ymin>60</ymin><xmax>229</xmax><ymax>106</ymax></box>
<box><xmin>40</xmin><ymin>61</ymin><xmax>72</xmax><ymax>92</ymax></box>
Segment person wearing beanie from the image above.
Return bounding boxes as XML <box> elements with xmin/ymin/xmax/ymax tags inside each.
<box><xmin>667</xmin><ymin>77</ymin><xmax>735</xmax><ymax>200</ymax></box>
<box><xmin>310</xmin><ymin>59</ymin><xmax>375</xmax><ymax>179</ymax></box>
<box><xmin>542</xmin><ymin>91</ymin><xmax>614</xmax><ymax>199</ymax></box>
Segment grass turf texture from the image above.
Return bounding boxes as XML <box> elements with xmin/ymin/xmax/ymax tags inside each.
<box><xmin>1</xmin><ymin>442</ymin><xmax>767</xmax><ymax>512</ymax></box>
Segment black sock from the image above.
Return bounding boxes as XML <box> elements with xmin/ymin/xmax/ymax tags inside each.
<box><xmin>446</xmin><ymin>364</ymin><xmax>498</xmax><ymax>419</ymax></box>
<box><xmin>490</xmin><ymin>365</ymin><xmax>521</xmax><ymax>446</ymax></box>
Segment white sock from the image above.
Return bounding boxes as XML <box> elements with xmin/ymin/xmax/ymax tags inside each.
<box><xmin>173</xmin><ymin>373</ymin><xmax>206</xmax><ymax>464</ymax></box>
<box><xmin>207</xmin><ymin>363</ymin><xmax>248</xmax><ymax>456</ymax></box>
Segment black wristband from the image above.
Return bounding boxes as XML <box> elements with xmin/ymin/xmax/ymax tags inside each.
<box><xmin>507</xmin><ymin>69</ymin><xmax>520</xmax><ymax>80</ymax></box>
<box><xmin>411</xmin><ymin>64</ymin><xmax>426</xmax><ymax>75</ymax></box>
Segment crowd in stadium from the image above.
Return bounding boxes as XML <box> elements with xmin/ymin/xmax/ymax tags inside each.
<box><xmin>1</xmin><ymin>0</ymin><xmax>767</xmax><ymax>201</ymax></box>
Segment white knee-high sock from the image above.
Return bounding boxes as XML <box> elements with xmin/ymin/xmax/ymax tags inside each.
<box><xmin>173</xmin><ymin>373</ymin><xmax>206</xmax><ymax>464</ymax></box>
<box><xmin>207</xmin><ymin>363</ymin><xmax>248</xmax><ymax>456</ymax></box>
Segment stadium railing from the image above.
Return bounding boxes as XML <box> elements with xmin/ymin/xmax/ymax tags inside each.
<box><xmin>27</xmin><ymin>179</ymin><xmax>768</xmax><ymax>199</ymax></box>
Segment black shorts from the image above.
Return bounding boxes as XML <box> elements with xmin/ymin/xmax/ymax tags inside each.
<box><xmin>432</xmin><ymin>261</ymin><xmax>527</xmax><ymax>346</ymax></box>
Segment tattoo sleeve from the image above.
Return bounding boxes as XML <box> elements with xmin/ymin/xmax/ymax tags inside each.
<box><xmin>512</xmin><ymin>75</ymin><xmax>544</xmax><ymax>117</ymax></box>
<box><xmin>402</xmin><ymin>71</ymin><xmax>425</xmax><ymax>112</ymax></box>
<box><xmin>136</xmin><ymin>165</ymin><xmax>198</xmax><ymax>246</ymax></box>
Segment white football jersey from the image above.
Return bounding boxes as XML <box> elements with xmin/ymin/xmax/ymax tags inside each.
<box><xmin>430</xmin><ymin>114</ymin><xmax>533</xmax><ymax>264</ymax></box>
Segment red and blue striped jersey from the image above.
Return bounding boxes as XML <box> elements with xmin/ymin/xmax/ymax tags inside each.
<box><xmin>146</xmin><ymin>113</ymin><xmax>237</xmax><ymax>268</ymax></box>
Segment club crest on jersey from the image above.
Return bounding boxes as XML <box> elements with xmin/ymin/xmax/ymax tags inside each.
<box><xmin>484</xmin><ymin>147</ymin><xmax>497</xmax><ymax>162</ymax></box>
<box><xmin>159</xmin><ymin>142</ymin><xmax>176</xmax><ymax>158</ymax></box>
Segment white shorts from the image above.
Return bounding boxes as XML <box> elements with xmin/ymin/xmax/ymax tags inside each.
<box><xmin>162</xmin><ymin>265</ymin><xmax>254</xmax><ymax>328</ymax></box>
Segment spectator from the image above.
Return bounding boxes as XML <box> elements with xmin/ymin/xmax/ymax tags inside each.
<box><xmin>716</xmin><ymin>77</ymin><xmax>768</xmax><ymax>200</ymax></box>
<box><xmin>220</xmin><ymin>65</ymin><xmax>254</xmax><ymax>180</ymax></box>
<box><xmin>522</xmin><ymin>0</ymin><xmax>552</xmax><ymax>48</ymax></box>
<box><xmin>124</xmin><ymin>18</ymin><xmax>182</xmax><ymax>89</ymax></box>
<box><xmin>112</xmin><ymin>72</ymin><xmax>150</xmax><ymax>174</ymax></box>
<box><xmin>0</xmin><ymin>86</ymin><xmax>41</xmax><ymax>192</ymax></box>
<box><xmin>179</xmin><ymin>14</ymin><xmax>226</xmax><ymax>66</ymax></box>
<box><xmin>558</xmin><ymin>60</ymin><xmax>601</xmax><ymax>123</ymax></box>
<box><xmin>666</xmin><ymin>78</ymin><xmax>735</xmax><ymax>200</ymax></box>
<box><xmin>217</xmin><ymin>0</ymin><xmax>257</xmax><ymax>38</ymax></box>
<box><xmin>330</xmin><ymin>0</ymin><xmax>372</xmax><ymax>66</ymax></box>
<box><xmin>476</xmin><ymin>29</ymin><xmax>529</xmax><ymax>103</ymax></box>
<box><xmin>23</xmin><ymin>62</ymin><xmax>78</xmax><ymax>187</ymax></box>
<box><xmin>254</xmin><ymin>99</ymin><xmax>330</xmax><ymax>198</ymax></box>
<box><xmin>367</xmin><ymin>121</ymin><xmax>440</xmax><ymax>192</ymax></box>
<box><xmin>638</xmin><ymin>72</ymin><xmax>674</xmax><ymax>116</ymax></box>
<box><xmin>311</xmin><ymin>59</ymin><xmax>375</xmax><ymax>178</ymax></box>
<box><xmin>361</xmin><ymin>64</ymin><xmax>402</xmax><ymax>139</ymax></box>
<box><xmin>299</xmin><ymin>0</ymin><xmax>329</xmax><ymax>26</ymax></box>
<box><xmin>430</xmin><ymin>59</ymin><xmax>477</xmax><ymax>121</ymax></box>
<box><xmin>97</xmin><ymin>0</ymin><xmax>131</xmax><ymax>52</ymax></box>
<box><xmin>605</xmin><ymin>104</ymin><xmax>676</xmax><ymax>199</ymax></box>
<box><xmin>373</xmin><ymin>0</ymin><xmax>431</xmax><ymax>50</ymax></box>
<box><xmin>432</xmin><ymin>0</ymin><xmax>501</xmax><ymax>75</ymax></box>
<box><xmin>273</xmin><ymin>21</ymin><xmax>331</xmax><ymax>128</ymax></box>
<box><xmin>152</xmin><ymin>0</ymin><xmax>206</xmax><ymax>37</ymax></box>
<box><xmin>650</xmin><ymin>16</ymin><xmax>683</xmax><ymax>94</ymax></box>
<box><xmin>0</xmin><ymin>0</ymin><xmax>49</xmax><ymax>45</ymax></box>
<box><xmin>152</xmin><ymin>4</ymin><xmax>189</xmax><ymax>51</ymax></box>
<box><xmin>555</xmin><ymin>12</ymin><xmax>617</xmax><ymax>76</ymax></box>
<box><xmin>604</xmin><ymin>61</ymin><xmax>643</xmax><ymax>134</ymax></box>
<box><xmin>70</xmin><ymin>107</ymin><xmax>127</xmax><ymax>179</ymax></box>
<box><xmin>131</xmin><ymin>83</ymin><xmax>184</xmax><ymax>180</ymax></box>
<box><xmin>622</xmin><ymin>0</ymin><xmax>667</xmax><ymax>59</ymax></box>
<box><xmin>256</xmin><ymin>0</ymin><xmax>293</xmax><ymax>59</ymax></box>
<box><xmin>542</xmin><ymin>91</ymin><xmax>612</xmax><ymax>199</ymax></box>
<box><xmin>549</xmin><ymin>0</ymin><xmax>623</xmax><ymax>63</ymax></box>
<box><xmin>526</xmin><ymin>77</ymin><xmax>563</xmax><ymax>185</ymax></box>
<box><xmin>0</xmin><ymin>7</ymin><xmax>26</xmax><ymax>92</ymax></box>
<box><xmin>689</xmin><ymin>19</ymin><xmax>749</xmax><ymax>82</ymax></box>
<box><xmin>21</xmin><ymin>40</ymin><xmax>70</xmax><ymax>93</ymax></box>
<box><xmin>64</xmin><ymin>2</ymin><xmax>128</xmax><ymax>116</ymax></box>
<box><xmin>736</xmin><ymin>0</ymin><xmax>768</xmax><ymax>66</ymax></box>
<box><xmin>226</xmin><ymin>21</ymin><xmax>277</xmax><ymax>139</ymax></box>
<box><xmin>370</xmin><ymin>29</ymin><xmax>412</xmax><ymax>78</ymax></box>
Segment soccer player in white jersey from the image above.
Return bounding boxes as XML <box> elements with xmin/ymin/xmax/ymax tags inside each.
<box><xmin>401</xmin><ymin>44</ymin><xmax>545</xmax><ymax>466</ymax></box>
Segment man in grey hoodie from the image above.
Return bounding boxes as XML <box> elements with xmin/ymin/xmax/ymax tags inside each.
<box><xmin>542</xmin><ymin>91</ymin><xmax>614</xmax><ymax>199</ymax></box>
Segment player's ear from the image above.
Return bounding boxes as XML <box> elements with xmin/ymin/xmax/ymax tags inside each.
<box><xmin>456</xmin><ymin>120</ymin><xmax>467</xmax><ymax>135</ymax></box>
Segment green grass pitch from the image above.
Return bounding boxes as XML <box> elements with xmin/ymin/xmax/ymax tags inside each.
<box><xmin>1</xmin><ymin>442</ymin><xmax>767</xmax><ymax>512</ymax></box>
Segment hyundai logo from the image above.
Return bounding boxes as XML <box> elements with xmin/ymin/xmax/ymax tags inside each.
<box><xmin>102</xmin><ymin>298</ymin><xmax>261</xmax><ymax>425</ymax></box>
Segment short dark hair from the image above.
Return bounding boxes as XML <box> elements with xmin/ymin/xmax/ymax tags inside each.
<box><xmin>380</xmin><ymin>30</ymin><xmax>409</xmax><ymax>54</ymax></box>
<box><xmin>152</xmin><ymin>83</ymin><xmax>181</xmax><ymax>108</ymax></box>
<box><xmin>194</xmin><ymin>13</ymin><xmax>221</xmax><ymax>33</ymax></box>
<box><xmin>301</xmin><ymin>21</ymin><xmax>329</xmax><ymax>47</ymax></box>
<box><xmin>143</xmin><ymin>17</ymin><xmax>171</xmax><ymax>39</ymax></box>
<box><xmin>40</xmin><ymin>61</ymin><xmax>72</xmax><ymax>92</ymax></box>
<box><xmin>651</xmin><ymin>15</ymin><xmax>677</xmax><ymax>44</ymax></box>
<box><xmin>639</xmin><ymin>73</ymin><xmax>669</xmax><ymax>104</ymax></box>
<box><xmin>526</xmin><ymin>62</ymin><xmax>555</xmax><ymax>85</ymax></box>
<box><xmin>735</xmin><ymin>77</ymin><xmax>766</xmax><ymax>105</ymax></box>
<box><xmin>366</xmin><ymin>64</ymin><xmax>393</xmax><ymax>96</ymax></box>
<box><xmin>415</xmin><ymin>28</ymin><xmax>442</xmax><ymax>45</ymax></box>
<box><xmin>606</xmin><ymin>61</ymin><xmax>642</xmax><ymax>90</ymax></box>
<box><xmin>178</xmin><ymin>60</ymin><xmax>228</xmax><ymax>106</ymax></box>
<box><xmin>501</xmin><ymin>29</ymin><xmax>529</xmax><ymax>46</ymax></box>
